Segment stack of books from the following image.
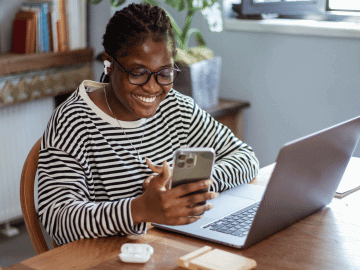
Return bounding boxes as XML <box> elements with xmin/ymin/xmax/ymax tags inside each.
<box><xmin>11</xmin><ymin>0</ymin><xmax>87</xmax><ymax>54</ymax></box>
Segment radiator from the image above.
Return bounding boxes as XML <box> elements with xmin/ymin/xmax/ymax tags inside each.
<box><xmin>0</xmin><ymin>97</ymin><xmax>54</xmax><ymax>226</ymax></box>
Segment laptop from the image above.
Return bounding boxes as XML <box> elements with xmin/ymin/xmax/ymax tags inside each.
<box><xmin>152</xmin><ymin>115</ymin><xmax>360</xmax><ymax>249</ymax></box>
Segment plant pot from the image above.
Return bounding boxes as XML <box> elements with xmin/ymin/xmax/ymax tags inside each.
<box><xmin>173</xmin><ymin>56</ymin><xmax>222</xmax><ymax>109</ymax></box>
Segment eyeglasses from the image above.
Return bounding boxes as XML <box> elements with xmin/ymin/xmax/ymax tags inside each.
<box><xmin>110</xmin><ymin>56</ymin><xmax>181</xmax><ymax>86</ymax></box>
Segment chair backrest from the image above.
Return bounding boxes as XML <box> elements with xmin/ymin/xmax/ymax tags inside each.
<box><xmin>20</xmin><ymin>138</ymin><xmax>57</xmax><ymax>254</ymax></box>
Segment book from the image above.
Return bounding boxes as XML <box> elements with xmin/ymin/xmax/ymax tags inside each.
<box><xmin>29</xmin><ymin>0</ymin><xmax>60</xmax><ymax>52</ymax></box>
<box><xmin>20</xmin><ymin>4</ymin><xmax>41</xmax><ymax>52</ymax></box>
<box><xmin>78</xmin><ymin>0</ymin><xmax>87</xmax><ymax>49</ymax></box>
<box><xmin>178</xmin><ymin>246</ymin><xmax>257</xmax><ymax>270</ymax></box>
<box><xmin>335</xmin><ymin>157</ymin><xmax>360</xmax><ymax>198</ymax></box>
<box><xmin>17</xmin><ymin>0</ymin><xmax>86</xmax><ymax>53</ymax></box>
<box><xmin>11</xmin><ymin>18</ymin><xmax>27</xmax><ymax>54</ymax></box>
<box><xmin>65</xmin><ymin>0</ymin><xmax>87</xmax><ymax>51</ymax></box>
<box><xmin>58</xmin><ymin>0</ymin><xmax>68</xmax><ymax>52</ymax></box>
<box><xmin>25</xmin><ymin>2</ymin><xmax>50</xmax><ymax>52</ymax></box>
<box><xmin>65</xmin><ymin>0</ymin><xmax>76</xmax><ymax>50</ymax></box>
<box><xmin>11</xmin><ymin>11</ymin><xmax>37</xmax><ymax>54</ymax></box>
<box><xmin>21</xmin><ymin>2</ymin><xmax>51</xmax><ymax>53</ymax></box>
<box><xmin>49</xmin><ymin>0</ymin><xmax>60</xmax><ymax>52</ymax></box>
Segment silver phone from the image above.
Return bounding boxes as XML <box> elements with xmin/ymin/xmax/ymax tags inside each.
<box><xmin>170</xmin><ymin>148</ymin><xmax>215</xmax><ymax>213</ymax></box>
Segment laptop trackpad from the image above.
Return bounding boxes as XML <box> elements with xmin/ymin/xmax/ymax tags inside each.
<box><xmin>202</xmin><ymin>184</ymin><xmax>265</xmax><ymax>220</ymax></box>
<box><xmin>222</xmin><ymin>184</ymin><xmax>266</xmax><ymax>200</ymax></box>
<box><xmin>204</xmin><ymin>196</ymin><xmax>257</xmax><ymax>220</ymax></box>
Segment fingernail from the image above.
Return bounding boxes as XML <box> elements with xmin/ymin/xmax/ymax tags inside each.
<box><xmin>208</xmin><ymin>204</ymin><xmax>214</xmax><ymax>209</ymax></box>
<box><xmin>204</xmin><ymin>179</ymin><xmax>212</xmax><ymax>186</ymax></box>
<box><xmin>211</xmin><ymin>193</ymin><xmax>219</xmax><ymax>199</ymax></box>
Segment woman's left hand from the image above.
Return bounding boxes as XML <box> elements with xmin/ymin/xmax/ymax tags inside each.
<box><xmin>131</xmin><ymin>158</ymin><xmax>217</xmax><ymax>226</ymax></box>
<box><xmin>142</xmin><ymin>158</ymin><xmax>171</xmax><ymax>191</ymax></box>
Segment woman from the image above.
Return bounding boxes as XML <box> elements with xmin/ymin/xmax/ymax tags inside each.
<box><xmin>38</xmin><ymin>3</ymin><xmax>259</xmax><ymax>246</ymax></box>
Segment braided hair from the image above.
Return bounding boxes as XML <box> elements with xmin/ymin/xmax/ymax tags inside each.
<box><xmin>101</xmin><ymin>3</ymin><xmax>176</xmax><ymax>83</ymax></box>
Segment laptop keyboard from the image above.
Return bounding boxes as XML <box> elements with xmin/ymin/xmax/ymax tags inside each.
<box><xmin>202</xmin><ymin>202</ymin><xmax>260</xmax><ymax>238</ymax></box>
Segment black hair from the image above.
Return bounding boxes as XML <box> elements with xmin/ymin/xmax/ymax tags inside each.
<box><xmin>100</xmin><ymin>3</ymin><xmax>176</xmax><ymax>83</ymax></box>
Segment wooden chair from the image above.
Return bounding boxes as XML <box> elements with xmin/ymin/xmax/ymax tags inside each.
<box><xmin>20</xmin><ymin>138</ymin><xmax>58</xmax><ymax>254</ymax></box>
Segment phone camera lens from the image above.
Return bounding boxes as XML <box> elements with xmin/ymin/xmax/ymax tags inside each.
<box><xmin>178</xmin><ymin>155</ymin><xmax>186</xmax><ymax>160</ymax></box>
<box><xmin>186</xmin><ymin>158</ymin><xmax>194</xmax><ymax>164</ymax></box>
<box><xmin>178</xmin><ymin>162</ymin><xmax>185</xmax><ymax>168</ymax></box>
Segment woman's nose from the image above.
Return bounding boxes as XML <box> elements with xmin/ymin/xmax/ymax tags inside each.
<box><xmin>142</xmin><ymin>74</ymin><xmax>160</xmax><ymax>93</ymax></box>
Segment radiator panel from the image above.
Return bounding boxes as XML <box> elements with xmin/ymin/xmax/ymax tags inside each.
<box><xmin>0</xmin><ymin>97</ymin><xmax>54</xmax><ymax>223</ymax></box>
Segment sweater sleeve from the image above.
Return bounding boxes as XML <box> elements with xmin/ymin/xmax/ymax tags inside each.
<box><xmin>187</xmin><ymin>103</ymin><xmax>259</xmax><ymax>192</ymax></box>
<box><xmin>37</xmin><ymin>146</ymin><xmax>146</xmax><ymax>246</ymax></box>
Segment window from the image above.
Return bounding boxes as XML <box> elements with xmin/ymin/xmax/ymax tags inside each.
<box><xmin>241</xmin><ymin>0</ymin><xmax>325</xmax><ymax>15</ymax></box>
<box><xmin>329</xmin><ymin>1</ymin><xmax>360</xmax><ymax>11</ymax></box>
<box><xmin>241</xmin><ymin>0</ymin><xmax>360</xmax><ymax>15</ymax></box>
<box><xmin>225</xmin><ymin>0</ymin><xmax>360</xmax><ymax>39</ymax></box>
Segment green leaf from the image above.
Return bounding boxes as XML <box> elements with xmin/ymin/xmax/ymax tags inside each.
<box><xmin>164</xmin><ymin>0</ymin><xmax>186</xmax><ymax>12</ymax></box>
<box><xmin>88</xmin><ymin>0</ymin><xmax>104</xmax><ymax>5</ymax></box>
<box><xmin>186</xmin><ymin>28</ymin><xmax>206</xmax><ymax>48</ymax></box>
<box><xmin>144</xmin><ymin>0</ymin><xmax>161</xmax><ymax>7</ymax></box>
<box><xmin>194</xmin><ymin>31</ymin><xmax>206</xmax><ymax>47</ymax></box>
<box><xmin>110</xmin><ymin>0</ymin><xmax>126</xmax><ymax>7</ymax></box>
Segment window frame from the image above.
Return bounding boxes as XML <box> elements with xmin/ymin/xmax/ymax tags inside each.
<box><xmin>224</xmin><ymin>0</ymin><xmax>360</xmax><ymax>40</ymax></box>
<box><xmin>327</xmin><ymin>1</ymin><xmax>360</xmax><ymax>12</ymax></box>
<box><xmin>241</xmin><ymin>0</ymin><xmax>326</xmax><ymax>16</ymax></box>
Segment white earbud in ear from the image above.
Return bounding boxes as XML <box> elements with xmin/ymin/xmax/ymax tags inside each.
<box><xmin>104</xmin><ymin>60</ymin><xmax>111</xmax><ymax>75</ymax></box>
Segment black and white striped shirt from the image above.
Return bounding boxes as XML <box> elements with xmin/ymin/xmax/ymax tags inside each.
<box><xmin>38</xmin><ymin>80</ymin><xmax>259</xmax><ymax>246</ymax></box>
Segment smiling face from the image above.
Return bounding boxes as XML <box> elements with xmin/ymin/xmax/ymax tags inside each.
<box><xmin>105</xmin><ymin>37</ymin><xmax>175</xmax><ymax>121</ymax></box>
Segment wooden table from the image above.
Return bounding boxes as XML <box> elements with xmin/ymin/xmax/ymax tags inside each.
<box><xmin>6</xmin><ymin>167</ymin><xmax>360</xmax><ymax>270</ymax></box>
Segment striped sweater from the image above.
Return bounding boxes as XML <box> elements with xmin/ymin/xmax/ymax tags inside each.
<box><xmin>38</xmin><ymin>80</ymin><xmax>259</xmax><ymax>245</ymax></box>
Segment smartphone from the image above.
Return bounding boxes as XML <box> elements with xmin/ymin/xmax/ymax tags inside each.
<box><xmin>170</xmin><ymin>148</ymin><xmax>215</xmax><ymax>214</ymax></box>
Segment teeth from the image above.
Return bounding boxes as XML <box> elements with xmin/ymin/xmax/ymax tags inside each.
<box><xmin>135</xmin><ymin>95</ymin><xmax>156</xmax><ymax>103</ymax></box>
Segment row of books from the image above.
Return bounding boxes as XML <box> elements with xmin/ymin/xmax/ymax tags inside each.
<box><xmin>11</xmin><ymin>0</ymin><xmax>87</xmax><ymax>54</ymax></box>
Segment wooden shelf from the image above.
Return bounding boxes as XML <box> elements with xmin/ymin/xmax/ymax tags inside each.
<box><xmin>0</xmin><ymin>48</ymin><xmax>94</xmax><ymax>107</ymax></box>
<box><xmin>206</xmin><ymin>99</ymin><xmax>250</xmax><ymax>119</ymax></box>
<box><xmin>206</xmin><ymin>99</ymin><xmax>250</xmax><ymax>140</ymax></box>
<box><xmin>0</xmin><ymin>48</ymin><xmax>94</xmax><ymax>77</ymax></box>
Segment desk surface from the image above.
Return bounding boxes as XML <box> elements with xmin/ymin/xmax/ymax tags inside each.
<box><xmin>6</xmin><ymin>166</ymin><xmax>360</xmax><ymax>270</ymax></box>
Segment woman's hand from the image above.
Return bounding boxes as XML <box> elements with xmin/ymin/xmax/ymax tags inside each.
<box><xmin>142</xmin><ymin>158</ymin><xmax>166</xmax><ymax>191</ymax></box>
<box><xmin>132</xmin><ymin>159</ymin><xmax>218</xmax><ymax>226</ymax></box>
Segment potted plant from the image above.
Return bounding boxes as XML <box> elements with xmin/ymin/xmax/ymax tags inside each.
<box><xmin>90</xmin><ymin>0</ymin><xmax>223</xmax><ymax>109</ymax></box>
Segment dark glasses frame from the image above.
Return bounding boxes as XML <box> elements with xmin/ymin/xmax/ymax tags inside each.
<box><xmin>110</xmin><ymin>56</ymin><xmax>181</xmax><ymax>86</ymax></box>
